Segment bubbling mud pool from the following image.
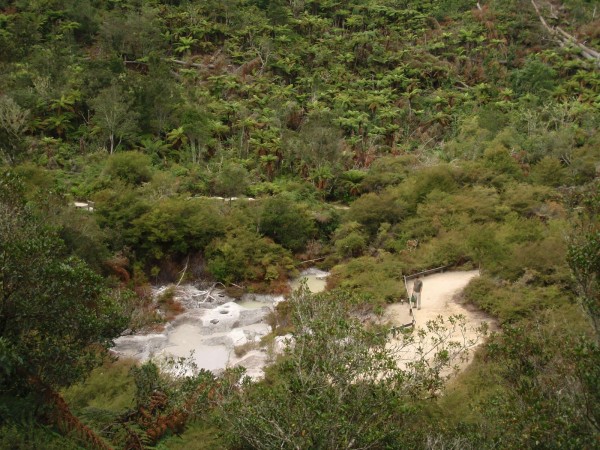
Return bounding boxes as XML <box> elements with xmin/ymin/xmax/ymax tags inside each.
<box><xmin>290</xmin><ymin>268</ymin><xmax>329</xmax><ymax>293</ymax></box>
<box><xmin>113</xmin><ymin>269</ymin><xmax>329</xmax><ymax>379</ymax></box>
<box><xmin>112</xmin><ymin>286</ymin><xmax>281</xmax><ymax>379</ymax></box>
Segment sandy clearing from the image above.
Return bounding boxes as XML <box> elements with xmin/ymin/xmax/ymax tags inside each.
<box><xmin>384</xmin><ymin>270</ymin><xmax>494</xmax><ymax>373</ymax></box>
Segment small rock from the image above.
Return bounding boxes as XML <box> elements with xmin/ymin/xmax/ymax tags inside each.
<box><xmin>210</xmin><ymin>319</ymin><xmax>219</xmax><ymax>324</ymax></box>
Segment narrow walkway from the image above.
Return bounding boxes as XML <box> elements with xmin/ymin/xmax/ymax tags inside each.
<box><xmin>384</xmin><ymin>270</ymin><xmax>493</xmax><ymax>372</ymax></box>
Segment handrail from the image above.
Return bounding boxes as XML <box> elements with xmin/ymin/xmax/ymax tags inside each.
<box><xmin>400</xmin><ymin>265</ymin><xmax>450</xmax><ymax>330</ymax></box>
<box><xmin>404</xmin><ymin>265</ymin><xmax>450</xmax><ymax>281</ymax></box>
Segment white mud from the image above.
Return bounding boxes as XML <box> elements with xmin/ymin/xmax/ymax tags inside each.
<box><xmin>112</xmin><ymin>285</ymin><xmax>284</xmax><ymax>379</ymax></box>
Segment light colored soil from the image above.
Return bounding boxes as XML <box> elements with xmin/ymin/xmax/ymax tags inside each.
<box><xmin>384</xmin><ymin>270</ymin><xmax>495</xmax><ymax>373</ymax></box>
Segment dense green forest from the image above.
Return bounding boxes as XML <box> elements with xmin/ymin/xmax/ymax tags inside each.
<box><xmin>0</xmin><ymin>0</ymin><xmax>599</xmax><ymax>448</ymax></box>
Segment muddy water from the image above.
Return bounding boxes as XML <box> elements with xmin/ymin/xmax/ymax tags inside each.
<box><xmin>290</xmin><ymin>268</ymin><xmax>329</xmax><ymax>294</ymax></box>
<box><xmin>112</xmin><ymin>286</ymin><xmax>282</xmax><ymax>379</ymax></box>
<box><xmin>113</xmin><ymin>269</ymin><xmax>330</xmax><ymax>379</ymax></box>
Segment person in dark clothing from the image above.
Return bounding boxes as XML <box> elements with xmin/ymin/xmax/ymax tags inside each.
<box><xmin>412</xmin><ymin>276</ymin><xmax>423</xmax><ymax>310</ymax></box>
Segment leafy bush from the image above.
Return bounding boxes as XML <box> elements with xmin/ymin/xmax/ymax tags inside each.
<box><xmin>359</xmin><ymin>156</ymin><xmax>416</xmax><ymax>192</ymax></box>
<box><xmin>511</xmin><ymin>58</ymin><xmax>557</xmax><ymax>96</ymax></box>
<box><xmin>259</xmin><ymin>195</ymin><xmax>316</xmax><ymax>252</ymax></box>
<box><xmin>0</xmin><ymin>422</ymin><xmax>83</xmax><ymax>450</ymax></box>
<box><xmin>211</xmin><ymin>162</ymin><xmax>250</xmax><ymax>197</ymax></box>
<box><xmin>93</xmin><ymin>183</ymin><xmax>151</xmax><ymax>250</ymax></box>
<box><xmin>104</xmin><ymin>151</ymin><xmax>153</xmax><ymax>185</ymax></box>
<box><xmin>0</xmin><ymin>182</ymin><xmax>127</xmax><ymax>393</ymax></box>
<box><xmin>332</xmin><ymin>221</ymin><xmax>368</xmax><ymax>258</ymax></box>
<box><xmin>130</xmin><ymin>198</ymin><xmax>225</xmax><ymax>262</ymax></box>
<box><xmin>462</xmin><ymin>276</ymin><xmax>567</xmax><ymax>324</ymax></box>
<box><xmin>347</xmin><ymin>188</ymin><xmax>409</xmax><ymax>235</ymax></box>
<box><xmin>329</xmin><ymin>254</ymin><xmax>405</xmax><ymax>308</ymax></box>
<box><xmin>218</xmin><ymin>287</ymin><xmax>476</xmax><ymax>449</ymax></box>
<box><xmin>63</xmin><ymin>360</ymin><xmax>136</xmax><ymax>416</ymax></box>
<box><xmin>206</xmin><ymin>228</ymin><xmax>293</xmax><ymax>284</ymax></box>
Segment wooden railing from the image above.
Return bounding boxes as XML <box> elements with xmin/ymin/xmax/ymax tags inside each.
<box><xmin>396</xmin><ymin>266</ymin><xmax>450</xmax><ymax>330</ymax></box>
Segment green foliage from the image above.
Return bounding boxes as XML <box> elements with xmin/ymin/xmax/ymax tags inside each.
<box><xmin>567</xmin><ymin>180</ymin><xmax>600</xmax><ymax>336</ymax></box>
<box><xmin>90</xmin><ymin>83</ymin><xmax>140</xmax><ymax>154</ymax></box>
<box><xmin>211</xmin><ymin>162</ymin><xmax>250</xmax><ymax>197</ymax></box>
<box><xmin>329</xmin><ymin>254</ymin><xmax>405</xmax><ymax>308</ymax></box>
<box><xmin>93</xmin><ymin>183</ymin><xmax>151</xmax><ymax>250</ymax></box>
<box><xmin>130</xmin><ymin>198</ymin><xmax>225</xmax><ymax>262</ymax></box>
<box><xmin>63</xmin><ymin>360</ymin><xmax>136</xmax><ymax>416</ymax></box>
<box><xmin>530</xmin><ymin>156</ymin><xmax>566</xmax><ymax>186</ymax></box>
<box><xmin>158</xmin><ymin>420</ymin><xmax>225</xmax><ymax>450</ymax></box>
<box><xmin>511</xmin><ymin>57</ymin><xmax>557</xmax><ymax>96</ymax></box>
<box><xmin>400</xmin><ymin>165</ymin><xmax>460</xmax><ymax>208</ymax></box>
<box><xmin>0</xmin><ymin>422</ymin><xmax>84</xmax><ymax>450</ymax></box>
<box><xmin>259</xmin><ymin>195</ymin><xmax>316</xmax><ymax>252</ymax></box>
<box><xmin>333</xmin><ymin>221</ymin><xmax>368</xmax><ymax>258</ymax></box>
<box><xmin>218</xmin><ymin>287</ymin><xmax>474</xmax><ymax>449</ymax></box>
<box><xmin>482</xmin><ymin>142</ymin><xmax>522</xmax><ymax>180</ymax></box>
<box><xmin>0</xmin><ymin>95</ymin><xmax>30</xmax><ymax>164</ymax></box>
<box><xmin>113</xmin><ymin>359</ymin><xmax>219</xmax><ymax>446</ymax></box>
<box><xmin>1</xmin><ymin>0</ymin><xmax>599</xmax><ymax>446</ymax></box>
<box><xmin>0</xmin><ymin>174</ymin><xmax>127</xmax><ymax>393</ymax></box>
<box><xmin>479</xmin><ymin>320</ymin><xmax>600</xmax><ymax>448</ymax></box>
<box><xmin>207</xmin><ymin>228</ymin><xmax>293</xmax><ymax>284</ymax></box>
<box><xmin>359</xmin><ymin>156</ymin><xmax>415</xmax><ymax>192</ymax></box>
<box><xmin>347</xmin><ymin>189</ymin><xmax>408</xmax><ymax>236</ymax></box>
<box><xmin>104</xmin><ymin>151</ymin><xmax>153</xmax><ymax>185</ymax></box>
<box><xmin>462</xmin><ymin>276</ymin><xmax>568</xmax><ymax>324</ymax></box>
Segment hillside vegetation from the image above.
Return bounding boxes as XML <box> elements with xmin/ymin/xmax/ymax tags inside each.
<box><xmin>0</xmin><ymin>0</ymin><xmax>599</xmax><ymax>448</ymax></box>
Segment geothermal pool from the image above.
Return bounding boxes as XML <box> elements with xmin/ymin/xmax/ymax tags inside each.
<box><xmin>112</xmin><ymin>269</ymin><xmax>328</xmax><ymax>379</ymax></box>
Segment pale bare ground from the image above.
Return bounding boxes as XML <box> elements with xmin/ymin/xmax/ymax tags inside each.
<box><xmin>384</xmin><ymin>270</ymin><xmax>495</xmax><ymax>373</ymax></box>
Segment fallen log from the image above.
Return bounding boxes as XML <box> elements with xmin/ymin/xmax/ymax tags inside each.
<box><xmin>530</xmin><ymin>0</ymin><xmax>600</xmax><ymax>67</ymax></box>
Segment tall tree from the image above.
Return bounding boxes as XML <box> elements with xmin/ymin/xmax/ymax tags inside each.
<box><xmin>90</xmin><ymin>83</ymin><xmax>139</xmax><ymax>154</ymax></box>
<box><xmin>0</xmin><ymin>172</ymin><xmax>127</xmax><ymax>394</ymax></box>
<box><xmin>0</xmin><ymin>95</ymin><xmax>30</xmax><ymax>165</ymax></box>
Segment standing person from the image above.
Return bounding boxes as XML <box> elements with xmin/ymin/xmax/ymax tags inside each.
<box><xmin>412</xmin><ymin>275</ymin><xmax>423</xmax><ymax>310</ymax></box>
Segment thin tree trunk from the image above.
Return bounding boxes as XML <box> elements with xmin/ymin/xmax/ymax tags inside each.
<box><xmin>530</xmin><ymin>0</ymin><xmax>600</xmax><ymax>66</ymax></box>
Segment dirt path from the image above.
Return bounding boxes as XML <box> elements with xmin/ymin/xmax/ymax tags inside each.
<box><xmin>384</xmin><ymin>270</ymin><xmax>494</xmax><ymax>372</ymax></box>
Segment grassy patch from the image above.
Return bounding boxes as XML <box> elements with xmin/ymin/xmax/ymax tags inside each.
<box><xmin>233</xmin><ymin>341</ymin><xmax>258</xmax><ymax>358</ymax></box>
<box><xmin>62</xmin><ymin>358</ymin><xmax>136</xmax><ymax>430</ymax></box>
<box><xmin>0</xmin><ymin>422</ymin><xmax>84</xmax><ymax>450</ymax></box>
<box><xmin>157</xmin><ymin>420</ymin><xmax>225</xmax><ymax>450</ymax></box>
<box><xmin>328</xmin><ymin>254</ymin><xmax>406</xmax><ymax>309</ymax></box>
<box><xmin>462</xmin><ymin>275</ymin><xmax>573</xmax><ymax>324</ymax></box>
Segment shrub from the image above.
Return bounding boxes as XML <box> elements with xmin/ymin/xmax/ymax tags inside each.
<box><xmin>129</xmin><ymin>198</ymin><xmax>225</xmax><ymax>262</ymax></box>
<box><xmin>530</xmin><ymin>157</ymin><xmax>566</xmax><ymax>187</ymax></box>
<box><xmin>93</xmin><ymin>183</ymin><xmax>151</xmax><ymax>250</ymax></box>
<box><xmin>206</xmin><ymin>228</ymin><xmax>293</xmax><ymax>284</ymax></box>
<box><xmin>0</xmin><ymin>422</ymin><xmax>82</xmax><ymax>450</ymax></box>
<box><xmin>511</xmin><ymin>57</ymin><xmax>557</xmax><ymax>96</ymax></box>
<box><xmin>482</xmin><ymin>142</ymin><xmax>522</xmax><ymax>180</ymax></box>
<box><xmin>348</xmin><ymin>188</ymin><xmax>408</xmax><ymax>236</ymax></box>
<box><xmin>333</xmin><ymin>221</ymin><xmax>368</xmax><ymax>258</ymax></box>
<box><xmin>259</xmin><ymin>195</ymin><xmax>315</xmax><ymax>252</ymax></box>
<box><xmin>359</xmin><ymin>156</ymin><xmax>416</xmax><ymax>192</ymax></box>
<box><xmin>212</xmin><ymin>162</ymin><xmax>250</xmax><ymax>197</ymax></box>
<box><xmin>329</xmin><ymin>254</ymin><xmax>405</xmax><ymax>308</ymax></box>
<box><xmin>462</xmin><ymin>276</ymin><xmax>568</xmax><ymax>323</ymax></box>
<box><xmin>104</xmin><ymin>151</ymin><xmax>153</xmax><ymax>185</ymax></box>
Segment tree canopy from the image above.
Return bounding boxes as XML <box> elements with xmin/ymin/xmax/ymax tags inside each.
<box><xmin>0</xmin><ymin>173</ymin><xmax>126</xmax><ymax>393</ymax></box>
